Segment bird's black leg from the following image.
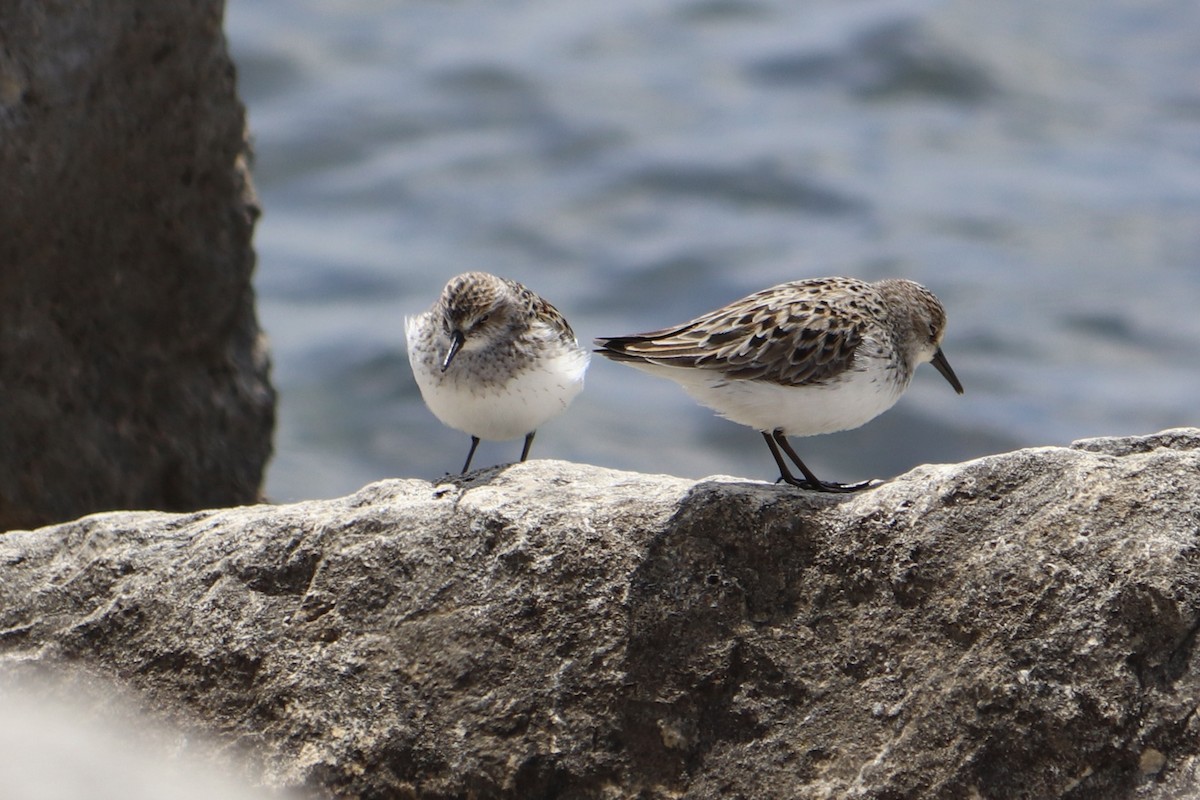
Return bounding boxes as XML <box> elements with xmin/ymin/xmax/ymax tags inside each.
<box><xmin>771</xmin><ymin>430</ymin><xmax>826</xmax><ymax>488</ymax></box>
<box><xmin>461</xmin><ymin>436</ymin><xmax>482</xmax><ymax>474</ymax></box>
<box><xmin>762</xmin><ymin>431</ymin><xmax>810</xmax><ymax>488</ymax></box>
<box><xmin>520</xmin><ymin>431</ymin><xmax>536</xmax><ymax>462</ymax></box>
<box><xmin>772</xmin><ymin>430</ymin><xmax>872</xmax><ymax>493</ymax></box>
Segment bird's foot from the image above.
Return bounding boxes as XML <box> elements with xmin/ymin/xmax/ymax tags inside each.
<box><xmin>777</xmin><ymin>475</ymin><xmax>876</xmax><ymax>493</ymax></box>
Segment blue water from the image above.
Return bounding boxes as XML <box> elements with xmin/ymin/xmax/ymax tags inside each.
<box><xmin>226</xmin><ymin>0</ymin><xmax>1200</xmax><ymax>502</ymax></box>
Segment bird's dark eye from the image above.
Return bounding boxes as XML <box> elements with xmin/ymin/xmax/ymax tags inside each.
<box><xmin>477</xmin><ymin>313</ymin><xmax>491</xmax><ymax>325</ymax></box>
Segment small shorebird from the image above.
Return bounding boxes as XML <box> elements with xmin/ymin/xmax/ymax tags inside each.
<box><xmin>406</xmin><ymin>272</ymin><xmax>589</xmax><ymax>474</ymax></box>
<box><xmin>595</xmin><ymin>276</ymin><xmax>963</xmax><ymax>491</ymax></box>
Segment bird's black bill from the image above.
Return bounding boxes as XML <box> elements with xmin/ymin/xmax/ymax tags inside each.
<box><xmin>931</xmin><ymin>348</ymin><xmax>964</xmax><ymax>394</ymax></box>
<box><xmin>441</xmin><ymin>330</ymin><xmax>466</xmax><ymax>372</ymax></box>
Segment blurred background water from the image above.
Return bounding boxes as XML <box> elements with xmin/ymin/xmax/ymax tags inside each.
<box><xmin>225</xmin><ymin>0</ymin><xmax>1200</xmax><ymax>502</ymax></box>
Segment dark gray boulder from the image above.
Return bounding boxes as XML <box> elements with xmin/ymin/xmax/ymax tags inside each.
<box><xmin>2</xmin><ymin>431</ymin><xmax>1199</xmax><ymax>798</ymax></box>
<box><xmin>0</xmin><ymin>2</ymin><xmax>274</xmax><ymax>529</ymax></box>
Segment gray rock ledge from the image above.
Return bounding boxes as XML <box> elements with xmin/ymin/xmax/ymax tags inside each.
<box><xmin>3</xmin><ymin>429</ymin><xmax>1200</xmax><ymax>798</ymax></box>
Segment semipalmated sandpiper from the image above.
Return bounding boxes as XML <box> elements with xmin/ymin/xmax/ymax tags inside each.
<box><xmin>595</xmin><ymin>277</ymin><xmax>963</xmax><ymax>491</ymax></box>
<box><xmin>406</xmin><ymin>272</ymin><xmax>589</xmax><ymax>474</ymax></box>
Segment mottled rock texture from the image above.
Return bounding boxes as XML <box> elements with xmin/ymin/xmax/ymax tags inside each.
<box><xmin>0</xmin><ymin>2</ymin><xmax>274</xmax><ymax>529</ymax></box>
<box><xmin>3</xmin><ymin>431</ymin><xmax>1200</xmax><ymax>798</ymax></box>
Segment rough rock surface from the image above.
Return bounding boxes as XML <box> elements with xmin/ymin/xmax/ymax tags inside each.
<box><xmin>3</xmin><ymin>430</ymin><xmax>1200</xmax><ymax>798</ymax></box>
<box><xmin>0</xmin><ymin>2</ymin><xmax>274</xmax><ymax>529</ymax></box>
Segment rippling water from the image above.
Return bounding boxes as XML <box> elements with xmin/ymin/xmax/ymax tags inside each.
<box><xmin>226</xmin><ymin>0</ymin><xmax>1200</xmax><ymax>502</ymax></box>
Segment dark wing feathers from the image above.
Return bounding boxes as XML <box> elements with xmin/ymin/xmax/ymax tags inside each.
<box><xmin>595</xmin><ymin>282</ymin><xmax>870</xmax><ymax>387</ymax></box>
<box><xmin>505</xmin><ymin>277</ymin><xmax>578</xmax><ymax>343</ymax></box>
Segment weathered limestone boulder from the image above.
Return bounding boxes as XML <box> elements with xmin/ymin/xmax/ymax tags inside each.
<box><xmin>2</xmin><ymin>430</ymin><xmax>1200</xmax><ymax>798</ymax></box>
<box><xmin>0</xmin><ymin>2</ymin><xmax>274</xmax><ymax>529</ymax></box>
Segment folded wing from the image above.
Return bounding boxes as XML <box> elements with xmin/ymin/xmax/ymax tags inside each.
<box><xmin>595</xmin><ymin>284</ymin><xmax>865</xmax><ymax>387</ymax></box>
